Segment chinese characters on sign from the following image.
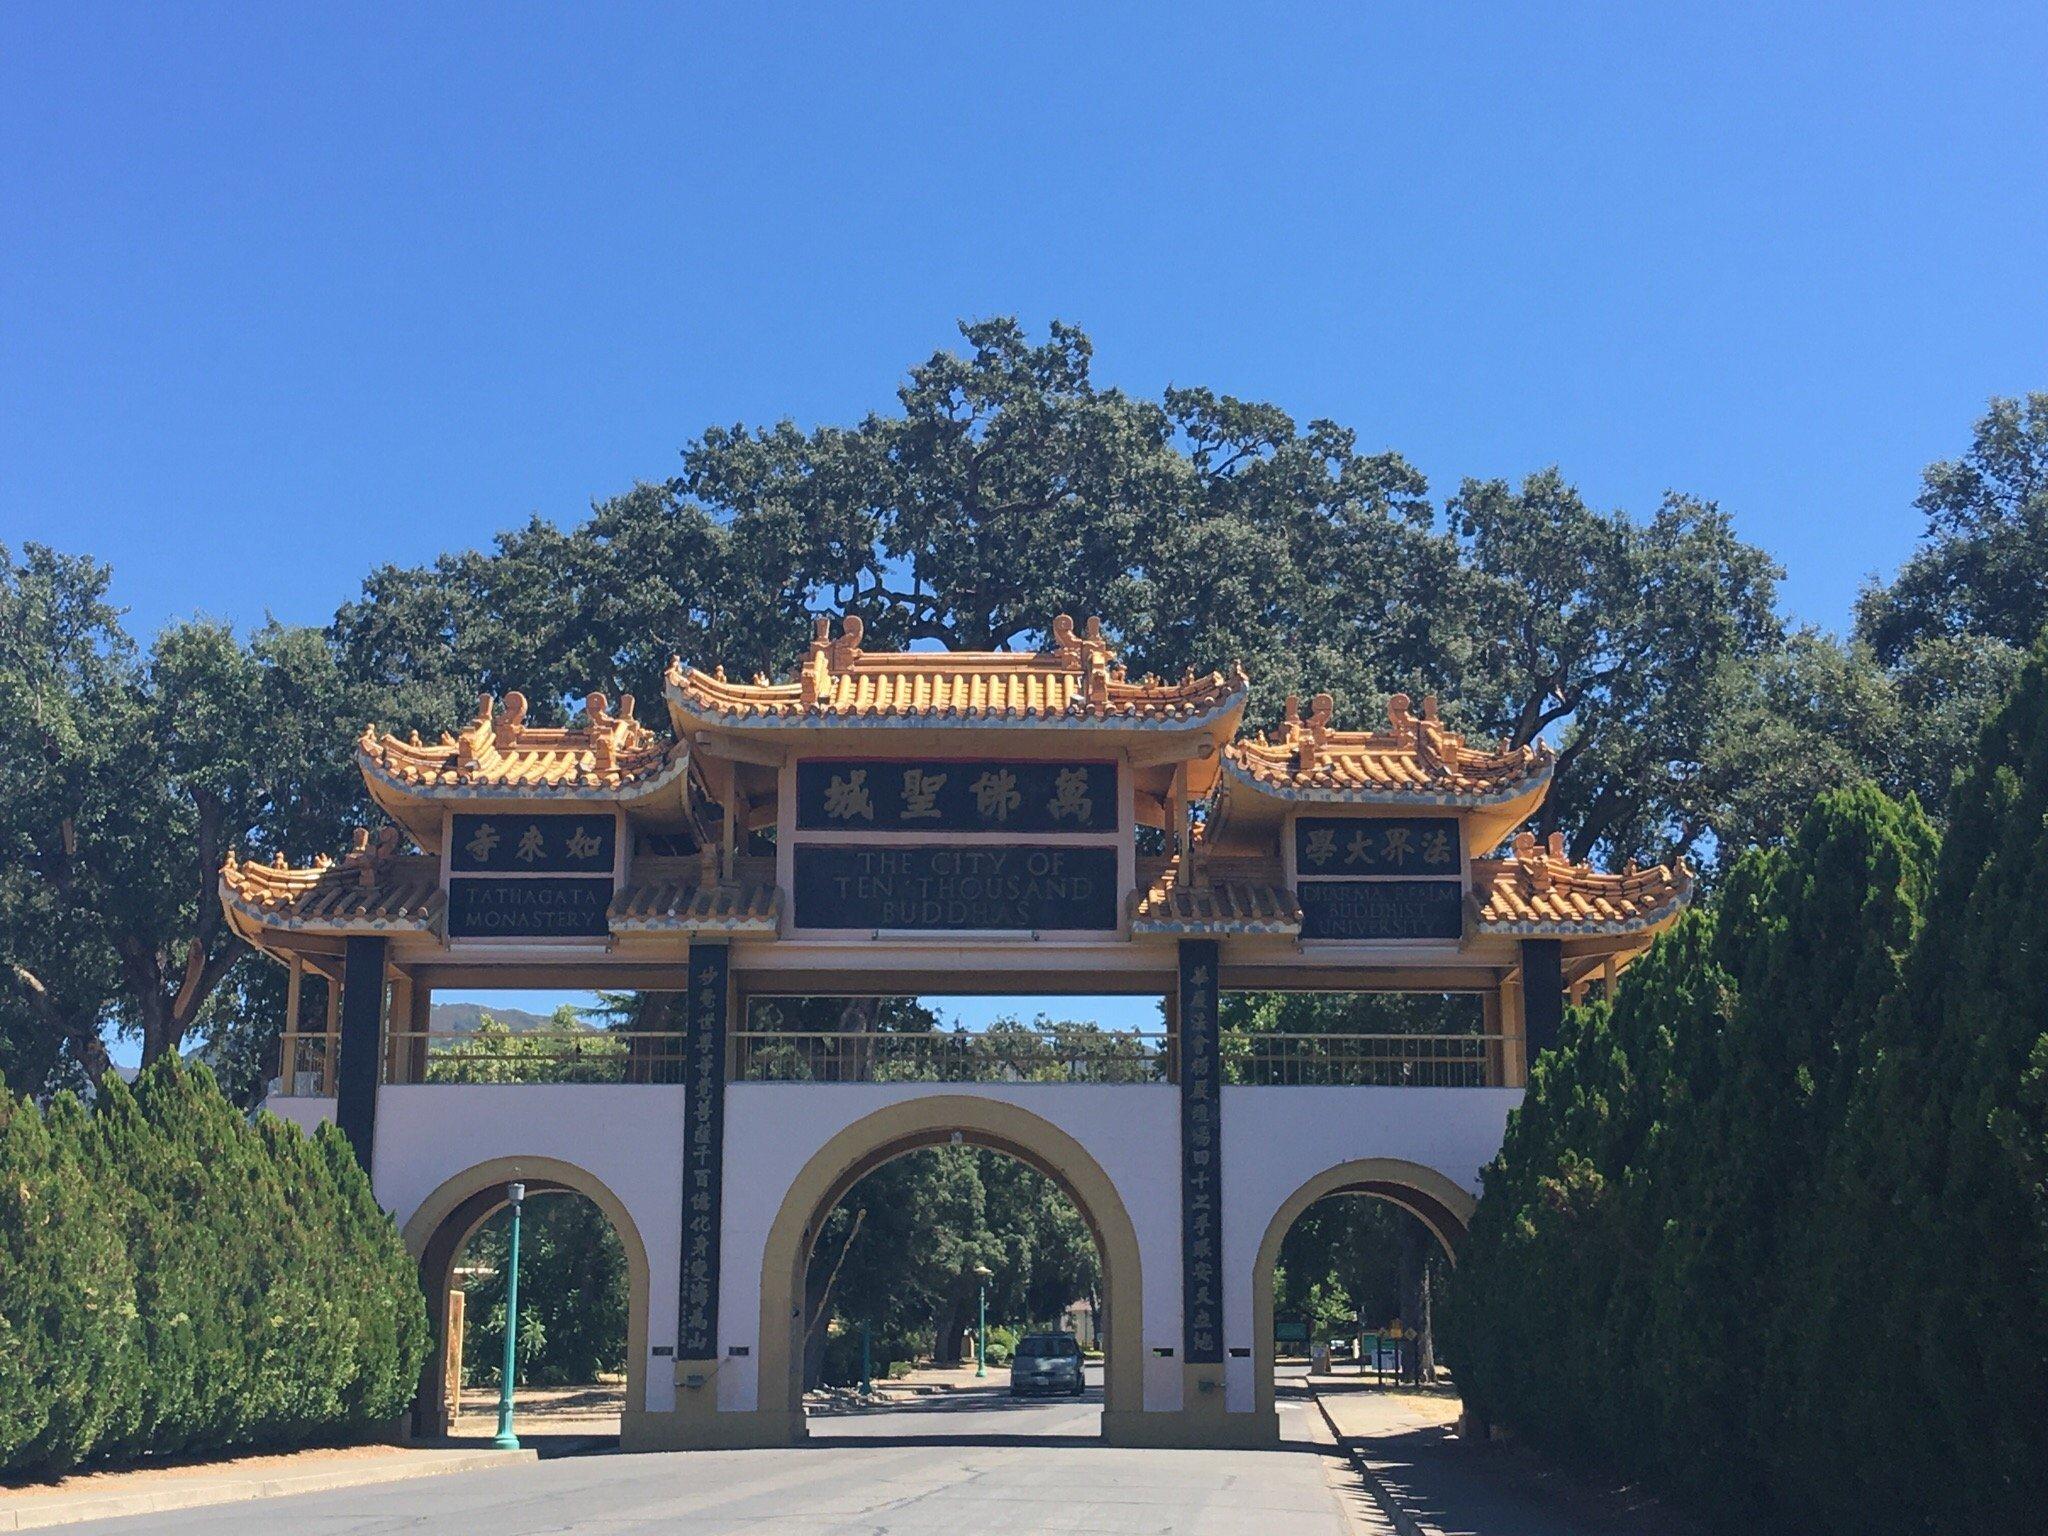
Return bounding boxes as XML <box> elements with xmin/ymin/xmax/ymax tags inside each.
<box><xmin>794</xmin><ymin>760</ymin><xmax>1118</xmax><ymax>834</ymax></box>
<box><xmin>1293</xmin><ymin>816</ymin><xmax>1465</xmax><ymax>941</ymax></box>
<box><xmin>447</xmin><ymin>814</ymin><xmax>617</xmax><ymax>938</ymax></box>
<box><xmin>1179</xmin><ymin>941</ymin><xmax>1223</xmax><ymax>1364</ymax></box>
<box><xmin>450</xmin><ymin>814</ymin><xmax>617</xmax><ymax>873</ymax></box>
<box><xmin>793</xmin><ymin>845</ymin><xmax>1119</xmax><ymax>931</ymax></box>
<box><xmin>1294</xmin><ymin>816</ymin><xmax>1459</xmax><ymax>874</ymax></box>
<box><xmin>677</xmin><ymin>945</ymin><xmax>727</xmax><ymax>1362</ymax></box>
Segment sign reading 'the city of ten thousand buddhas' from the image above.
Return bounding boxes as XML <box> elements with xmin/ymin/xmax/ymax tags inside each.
<box><xmin>793</xmin><ymin>760</ymin><xmax>1119</xmax><ymax>931</ymax></box>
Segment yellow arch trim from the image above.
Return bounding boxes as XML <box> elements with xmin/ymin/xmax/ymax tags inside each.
<box><xmin>1249</xmin><ymin>1157</ymin><xmax>1474</xmax><ymax>1422</ymax></box>
<box><xmin>756</xmin><ymin>1094</ymin><xmax>1145</xmax><ymax>1438</ymax></box>
<box><xmin>402</xmin><ymin>1155</ymin><xmax>653</xmax><ymax>1421</ymax></box>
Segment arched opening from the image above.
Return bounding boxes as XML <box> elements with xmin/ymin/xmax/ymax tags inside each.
<box><xmin>403</xmin><ymin>1157</ymin><xmax>651</xmax><ymax>1448</ymax></box>
<box><xmin>757</xmin><ymin>1096</ymin><xmax>1143</xmax><ymax>1440</ymax></box>
<box><xmin>1250</xmin><ymin>1159</ymin><xmax>1472</xmax><ymax>1425</ymax></box>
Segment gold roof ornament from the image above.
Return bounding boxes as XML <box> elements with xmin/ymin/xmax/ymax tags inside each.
<box><xmin>1224</xmin><ymin>691</ymin><xmax>1553</xmax><ymax>804</ymax></box>
<box><xmin>664</xmin><ymin>614</ymin><xmax>1249</xmax><ymax>728</ymax></box>
<box><xmin>219</xmin><ymin>839</ymin><xmax>443</xmax><ymax>935</ymax></box>
<box><xmin>1471</xmin><ymin>830</ymin><xmax>1693</xmax><ymax>935</ymax></box>
<box><xmin>359</xmin><ymin>688</ymin><xmax>676</xmax><ymax>794</ymax></box>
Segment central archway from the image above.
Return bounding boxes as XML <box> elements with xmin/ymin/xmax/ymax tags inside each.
<box><xmin>1249</xmin><ymin>1157</ymin><xmax>1474</xmax><ymax>1424</ymax></box>
<box><xmin>757</xmin><ymin>1095</ymin><xmax>1144</xmax><ymax>1436</ymax></box>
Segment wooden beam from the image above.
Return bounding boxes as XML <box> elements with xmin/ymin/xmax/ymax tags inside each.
<box><xmin>1127</xmin><ymin>738</ymin><xmax>1216</xmax><ymax>769</ymax></box>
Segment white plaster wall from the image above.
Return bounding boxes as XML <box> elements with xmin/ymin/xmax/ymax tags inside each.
<box><xmin>372</xmin><ymin>1085</ymin><xmax>688</xmax><ymax>1413</ymax></box>
<box><xmin>263</xmin><ymin>1096</ymin><xmax>336</xmax><ymax>1134</ymax></box>
<box><xmin>720</xmin><ymin>1083</ymin><xmax>1186</xmax><ymax>1413</ymax></box>
<box><xmin>1218</xmin><ymin>1086</ymin><xmax>1519</xmax><ymax>1412</ymax></box>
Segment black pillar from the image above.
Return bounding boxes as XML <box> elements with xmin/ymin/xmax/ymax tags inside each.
<box><xmin>335</xmin><ymin>936</ymin><xmax>388</xmax><ymax>1171</ymax></box>
<box><xmin>1178</xmin><ymin>939</ymin><xmax>1223</xmax><ymax>1365</ymax></box>
<box><xmin>678</xmin><ymin>942</ymin><xmax>729</xmax><ymax>1361</ymax></box>
<box><xmin>1521</xmin><ymin>938</ymin><xmax>1565</xmax><ymax>1063</ymax></box>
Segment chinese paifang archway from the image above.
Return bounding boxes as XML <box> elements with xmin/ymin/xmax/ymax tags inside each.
<box><xmin>222</xmin><ymin>615</ymin><xmax>1690</xmax><ymax>1449</ymax></box>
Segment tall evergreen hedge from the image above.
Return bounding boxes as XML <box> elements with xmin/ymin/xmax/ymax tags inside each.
<box><xmin>1453</xmin><ymin>637</ymin><xmax>2048</xmax><ymax>1533</ymax></box>
<box><xmin>0</xmin><ymin>1058</ymin><xmax>427</xmax><ymax>1478</ymax></box>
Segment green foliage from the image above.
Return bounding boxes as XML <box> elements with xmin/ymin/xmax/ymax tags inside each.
<box><xmin>981</xmin><ymin>1323</ymin><xmax>1019</xmax><ymax>1367</ymax></box>
<box><xmin>460</xmin><ymin>1193</ymin><xmax>627</xmax><ymax>1387</ymax></box>
<box><xmin>0</xmin><ymin>1058</ymin><xmax>427</xmax><ymax>1477</ymax></box>
<box><xmin>0</xmin><ymin>1089</ymin><xmax>139</xmax><ymax>1475</ymax></box>
<box><xmin>1454</xmin><ymin>704</ymin><xmax>2048</xmax><ymax>1535</ymax></box>
<box><xmin>806</xmin><ymin>1142</ymin><xmax>1101</xmax><ymax>1385</ymax></box>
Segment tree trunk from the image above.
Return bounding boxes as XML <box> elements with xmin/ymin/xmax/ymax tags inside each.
<box><xmin>934</xmin><ymin>1290</ymin><xmax>974</xmax><ymax>1365</ymax></box>
<box><xmin>1397</xmin><ymin>1218</ymin><xmax>1437</xmax><ymax>1382</ymax></box>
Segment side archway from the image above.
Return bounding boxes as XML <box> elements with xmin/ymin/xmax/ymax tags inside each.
<box><xmin>1249</xmin><ymin>1157</ymin><xmax>1475</xmax><ymax>1422</ymax></box>
<box><xmin>757</xmin><ymin>1095</ymin><xmax>1145</xmax><ymax>1436</ymax></box>
<box><xmin>401</xmin><ymin>1155</ymin><xmax>653</xmax><ymax>1437</ymax></box>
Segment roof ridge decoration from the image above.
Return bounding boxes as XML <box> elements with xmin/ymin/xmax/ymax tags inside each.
<box><xmin>664</xmin><ymin>613</ymin><xmax>1249</xmax><ymax>728</ymax></box>
<box><xmin>220</xmin><ymin>831</ymin><xmax>443</xmax><ymax>934</ymax></box>
<box><xmin>1221</xmin><ymin>691</ymin><xmax>1554</xmax><ymax>806</ymax></box>
<box><xmin>357</xmin><ymin>687</ymin><xmax>682</xmax><ymax>796</ymax></box>
<box><xmin>1472</xmin><ymin>830</ymin><xmax>1694</xmax><ymax>936</ymax></box>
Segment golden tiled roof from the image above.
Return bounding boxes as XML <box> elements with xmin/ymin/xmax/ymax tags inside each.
<box><xmin>666</xmin><ymin>614</ymin><xmax>1247</xmax><ymax>728</ymax></box>
<box><xmin>608</xmin><ymin>877</ymin><xmax>781</xmax><ymax>934</ymax></box>
<box><xmin>1128</xmin><ymin>856</ymin><xmax>1302</xmax><ymax>935</ymax></box>
<box><xmin>1472</xmin><ymin>832</ymin><xmax>1692</xmax><ymax>935</ymax></box>
<box><xmin>1222</xmin><ymin>693</ymin><xmax>1552</xmax><ymax>805</ymax></box>
<box><xmin>359</xmin><ymin>690</ymin><xmax>685</xmax><ymax>797</ymax></box>
<box><xmin>219</xmin><ymin>829</ymin><xmax>443</xmax><ymax>933</ymax></box>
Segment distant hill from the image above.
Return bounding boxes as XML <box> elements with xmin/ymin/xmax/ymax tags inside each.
<box><xmin>428</xmin><ymin>1001</ymin><xmax>569</xmax><ymax>1034</ymax></box>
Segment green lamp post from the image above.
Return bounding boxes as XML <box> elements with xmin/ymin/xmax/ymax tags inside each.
<box><xmin>973</xmin><ymin>1261</ymin><xmax>994</xmax><ymax>1379</ymax></box>
<box><xmin>492</xmin><ymin>1181</ymin><xmax>526</xmax><ymax>1450</ymax></box>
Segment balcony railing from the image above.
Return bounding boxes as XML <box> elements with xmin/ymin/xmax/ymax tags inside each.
<box><xmin>1223</xmin><ymin>1032</ymin><xmax>1503</xmax><ymax>1088</ymax></box>
<box><xmin>382</xmin><ymin>1030</ymin><xmax>688</xmax><ymax>1085</ymax></box>
<box><xmin>340</xmin><ymin>1026</ymin><xmax>1506</xmax><ymax>1090</ymax></box>
<box><xmin>730</xmin><ymin>1029</ymin><xmax>1173</xmax><ymax>1085</ymax></box>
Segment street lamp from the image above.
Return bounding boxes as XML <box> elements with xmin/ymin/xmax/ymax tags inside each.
<box><xmin>972</xmin><ymin>1262</ymin><xmax>994</xmax><ymax>1379</ymax></box>
<box><xmin>492</xmin><ymin>1182</ymin><xmax>526</xmax><ymax>1451</ymax></box>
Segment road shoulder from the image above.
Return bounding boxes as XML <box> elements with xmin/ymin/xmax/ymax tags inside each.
<box><xmin>0</xmin><ymin>1443</ymin><xmax>536</xmax><ymax>1532</ymax></box>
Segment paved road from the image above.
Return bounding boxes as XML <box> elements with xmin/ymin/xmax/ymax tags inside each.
<box><xmin>62</xmin><ymin>1385</ymin><xmax>1366</xmax><ymax>1535</ymax></box>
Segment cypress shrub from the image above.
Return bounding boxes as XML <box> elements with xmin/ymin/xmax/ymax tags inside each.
<box><xmin>0</xmin><ymin>1088</ymin><xmax>140</xmax><ymax>1475</ymax></box>
<box><xmin>0</xmin><ymin>1058</ymin><xmax>427</xmax><ymax>1478</ymax></box>
<box><xmin>1453</xmin><ymin>782</ymin><xmax>1941</xmax><ymax>1527</ymax></box>
<box><xmin>1802</xmin><ymin>634</ymin><xmax>2048</xmax><ymax>1533</ymax></box>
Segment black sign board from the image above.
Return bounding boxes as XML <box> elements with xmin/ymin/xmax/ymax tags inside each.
<box><xmin>1178</xmin><ymin>940</ymin><xmax>1223</xmax><ymax>1364</ymax></box>
<box><xmin>1299</xmin><ymin>880</ymin><xmax>1465</xmax><ymax>941</ymax></box>
<box><xmin>793</xmin><ymin>844</ymin><xmax>1119</xmax><ymax>931</ymax></box>
<box><xmin>678</xmin><ymin>943</ymin><xmax>727</xmax><ymax>1361</ymax></box>
<box><xmin>450</xmin><ymin>813</ymin><xmax>616</xmax><ymax>874</ymax></box>
<box><xmin>795</xmin><ymin>760</ymin><xmax>1118</xmax><ymax>834</ymax></box>
<box><xmin>447</xmin><ymin>876</ymin><xmax>613</xmax><ymax>938</ymax></box>
<box><xmin>1294</xmin><ymin>816</ymin><xmax>1460</xmax><ymax>877</ymax></box>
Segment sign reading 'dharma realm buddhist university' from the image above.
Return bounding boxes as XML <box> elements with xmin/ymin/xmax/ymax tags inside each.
<box><xmin>449</xmin><ymin>813</ymin><xmax>617</xmax><ymax>874</ymax></box>
<box><xmin>793</xmin><ymin>844</ymin><xmax>1120</xmax><ymax>930</ymax></box>
<box><xmin>795</xmin><ymin>760</ymin><xmax>1118</xmax><ymax>834</ymax></box>
<box><xmin>447</xmin><ymin>876</ymin><xmax>613</xmax><ymax>938</ymax></box>
<box><xmin>1298</xmin><ymin>879</ymin><xmax>1465</xmax><ymax>941</ymax></box>
<box><xmin>1293</xmin><ymin>816</ymin><xmax>1460</xmax><ymax>876</ymax></box>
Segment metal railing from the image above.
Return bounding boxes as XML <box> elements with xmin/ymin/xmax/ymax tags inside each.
<box><xmin>382</xmin><ymin>1030</ymin><xmax>689</xmax><ymax>1085</ymax></box>
<box><xmin>273</xmin><ymin>1034</ymin><xmax>338</xmax><ymax>1097</ymax></box>
<box><xmin>1222</xmin><ymin>1032</ymin><xmax>1504</xmax><ymax>1088</ymax></box>
<box><xmin>358</xmin><ymin>1027</ymin><xmax>1503</xmax><ymax>1089</ymax></box>
<box><xmin>731</xmin><ymin>1029</ymin><xmax>1174</xmax><ymax>1085</ymax></box>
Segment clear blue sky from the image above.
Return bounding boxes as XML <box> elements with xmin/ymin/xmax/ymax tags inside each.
<box><xmin>5</xmin><ymin>6</ymin><xmax>2044</xmax><ymax>644</ymax></box>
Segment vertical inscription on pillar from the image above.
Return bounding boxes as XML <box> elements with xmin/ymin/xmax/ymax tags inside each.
<box><xmin>1179</xmin><ymin>939</ymin><xmax>1223</xmax><ymax>1365</ymax></box>
<box><xmin>678</xmin><ymin>944</ymin><xmax>728</xmax><ymax>1361</ymax></box>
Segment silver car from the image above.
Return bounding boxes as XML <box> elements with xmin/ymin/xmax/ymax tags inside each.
<box><xmin>1009</xmin><ymin>1332</ymin><xmax>1086</xmax><ymax>1396</ymax></box>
